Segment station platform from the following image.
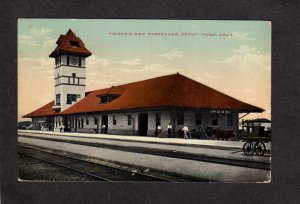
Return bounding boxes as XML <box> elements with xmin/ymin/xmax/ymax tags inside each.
<box><xmin>18</xmin><ymin>130</ymin><xmax>271</xmax><ymax>182</ymax></box>
<box><xmin>18</xmin><ymin>130</ymin><xmax>271</xmax><ymax>151</ymax></box>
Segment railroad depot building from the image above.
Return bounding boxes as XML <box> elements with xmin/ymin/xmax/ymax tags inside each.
<box><xmin>24</xmin><ymin>29</ymin><xmax>264</xmax><ymax>137</ymax></box>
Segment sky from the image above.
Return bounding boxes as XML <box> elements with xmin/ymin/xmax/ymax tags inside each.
<box><xmin>18</xmin><ymin>19</ymin><xmax>271</xmax><ymax>122</ymax></box>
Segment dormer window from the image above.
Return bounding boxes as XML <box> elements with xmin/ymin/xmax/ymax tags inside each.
<box><xmin>101</xmin><ymin>96</ymin><xmax>108</xmax><ymax>103</ymax></box>
<box><xmin>70</xmin><ymin>41</ymin><xmax>80</xmax><ymax>48</ymax></box>
<box><xmin>98</xmin><ymin>94</ymin><xmax>120</xmax><ymax>104</ymax></box>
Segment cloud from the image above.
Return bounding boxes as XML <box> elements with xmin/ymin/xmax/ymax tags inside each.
<box><xmin>243</xmin><ymin>88</ymin><xmax>255</xmax><ymax>93</ymax></box>
<box><xmin>88</xmin><ymin>55</ymin><xmax>110</xmax><ymax>67</ymax></box>
<box><xmin>111</xmin><ymin>63</ymin><xmax>177</xmax><ymax>74</ymax></box>
<box><xmin>227</xmin><ymin>32</ymin><xmax>254</xmax><ymax>41</ymax></box>
<box><xmin>30</xmin><ymin>27</ymin><xmax>53</xmax><ymax>36</ymax></box>
<box><xmin>120</xmin><ymin>58</ymin><xmax>142</xmax><ymax>66</ymax></box>
<box><xmin>19</xmin><ymin>27</ymin><xmax>53</xmax><ymax>47</ymax></box>
<box><xmin>19</xmin><ymin>57</ymin><xmax>53</xmax><ymax>77</ymax></box>
<box><xmin>19</xmin><ymin>34</ymin><xmax>32</xmax><ymax>40</ymax></box>
<box><xmin>204</xmin><ymin>72</ymin><xmax>221</xmax><ymax>79</ymax></box>
<box><xmin>18</xmin><ymin>34</ymin><xmax>39</xmax><ymax>46</ymax></box>
<box><xmin>215</xmin><ymin>45</ymin><xmax>271</xmax><ymax>72</ymax></box>
<box><xmin>158</xmin><ymin>48</ymin><xmax>183</xmax><ymax>60</ymax></box>
<box><xmin>44</xmin><ymin>37</ymin><xmax>56</xmax><ymax>47</ymax></box>
<box><xmin>30</xmin><ymin>58</ymin><xmax>53</xmax><ymax>70</ymax></box>
<box><xmin>143</xmin><ymin>63</ymin><xmax>164</xmax><ymax>71</ymax></box>
<box><xmin>232</xmin><ymin>45</ymin><xmax>258</xmax><ymax>54</ymax></box>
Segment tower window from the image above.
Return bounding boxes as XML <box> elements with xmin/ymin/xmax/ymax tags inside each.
<box><xmin>212</xmin><ymin>114</ymin><xmax>218</xmax><ymax>126</ymax></box>
<box><xmin>70</xmin><ymin>56</ymin><xmax>79</xmax><ymax>65</ymax></box>
<box><xmin>55</xmin><ymin>56</ymin><xmax>61</xmax><ymax>66</ymax></box>
<box><xmin>56</xmin><ymin>94</ymin><xmax>60</xmax><ymax>105</ymax></box>
<box><xmin>67</xmin><ymin>94</ymin><xmax>80</xmax><ymax>104</ymax></box>
<box><xmin>72</xmin><ymin>73</ymin><xmax>76</xmax><ymax>84</ymax></box>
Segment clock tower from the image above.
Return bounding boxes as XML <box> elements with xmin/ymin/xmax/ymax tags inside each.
<box><xmin>49</xmin><ymin>29</ymin><xmax>92</xmax><ymax>113</ymax></box>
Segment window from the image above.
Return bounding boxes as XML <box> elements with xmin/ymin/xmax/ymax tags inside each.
<box><xmin>79</xmin><ymin>57</ymin><xmax>81</xmax><ymax>67</ymax></box>
<box><xmin>56</xmin><ymin>73</ymin><xmax>60</xmax><ymax>85</ymax></box>
<box><xmin>67</xmin><ymin>94</ymin><xmax>80</xmax><ymax>104</ymax></box>
<box><xmin>70</xmin><ymin>56</ymin><xmax>79</xmax><ymax>65</ymax></box>
<box><xmin>128</xmin><ymin>114</ymin><xmax>132</xmax><ymax>125</ymax></box>
<box><xmin>101</xmin><ymin>96</ymin><xmax>108</xmax><ymax>103</ymax></box>
<box><xmin>70</xmin><ymin>41</ymin><xmax>80</xmax><ymax>47</ymax></box>
<box><xmin>56</xmin><ymin>94</ymin><xmax>60</xmax><ymax>105</ymax></box>
<box><xmin>81</xmin><ymin>118</ymin><xmax>84</xmax><ymax>128</ymax></box>
<box><xmin>113</xmin><ymin>115</ymin><xmax>116</xmax><ymax>125</ymax></box>
<box><xmin>196</xmin><ymin>113</ymin><xmax>202</xmax><ymax>126</ymax></box>
<box><xmin>94</xmin><ymin>117</ymin><xmax>98</xmax><ymax>125</ymax></box>
<box><xmin>72</xmin><ymin>73</ymin><xmax>76</xmax><ymax>84</ymax></box>
<box><xmin>55</xmin><ymin>56</ymin><xmax>61</xmax><ymax>65</ymax></box>
<box><xmin>86</xmin><ymin>117</ymin><xmax>89</xmax><ymax>125</ymax></box>
<box><xmin>227</xmin><ymin>113</ymin><xmax>233</xmax><ymax>126</ymax></box>
<box><xmin>68</xmin><ymin>77</ymin><xmax>70</xmax><ymax>84</ymax></box>
<box><xmin>177</xmin><ymin>112</ymin><xmax>184</xmax><ymax>125</ymax></box>
<box><xmin>156</xmin><ymin>113</ymin><xmax>161</xmax><ymax>126</ymax></box>
<box><xmin>212</xmin><ymin>114</ymin><xmax>218</xmax><ymax>126</ymax></box>
<box><xmin>67</xmin><ymin>56</ymin><xmax>70</xmax><ymax>65</ymax></box>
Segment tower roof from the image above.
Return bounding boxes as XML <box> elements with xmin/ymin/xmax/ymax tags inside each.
<box><xmin>49</xmin><ymin>29</ymin><xmax>92</xmax><ymax>58</ymax></box>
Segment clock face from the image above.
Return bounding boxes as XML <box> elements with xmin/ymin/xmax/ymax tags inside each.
<box><xmin>70</xmin><ymin>56</ymin><xmax>78</xmax><ymax>65</ymax></box>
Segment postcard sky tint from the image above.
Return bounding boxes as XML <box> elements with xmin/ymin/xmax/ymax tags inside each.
<box><xmin>18</xmin><ymin>19</ymin><xmax>271</xmax><ymax>122</ymax></box>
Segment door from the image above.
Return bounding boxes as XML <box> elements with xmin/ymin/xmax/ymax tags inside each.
<box><xmin>138</xmin><ymin>113</ymin><xmax>148</xmax><ymax>136</ymax></box>
<box><xmin>101</xmin><ymin>115</ymin><xmax>108</xmax><ymax>133</ymax></box>
<box><xmin>95</xmin><ymin>117</ymin><xmax>99</xmax><ymax>133</ymax></box>
<box><xmin>75</xmin><ymin>117</ymin><xmax>77</xmax><ymax>132</ymax></box>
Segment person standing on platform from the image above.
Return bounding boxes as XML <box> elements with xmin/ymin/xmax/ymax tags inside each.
<box><xmin>61</xmin><ymin>124</ymin><xmax>65</xmax><ymax>133</ymax></box>
<box><xmin>182</xmin><ymin>124</ymin><xmax>189</xmax><ymax>139</ymax></box>
<box><xmin>157</xmin><ymin>125</ymin><xmax>162</xmax><ymax>138</ymax></box>
<box><xmin>167</xmin><ymin>123</ymin><xmax>172</xmax><ymax>138</ymax></box>
<box><xmin>102</xmin><ymin>124</ymin><xmax>106</xmax><ymax>134</ymax></box>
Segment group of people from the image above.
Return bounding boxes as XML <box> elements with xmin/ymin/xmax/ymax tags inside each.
<box><xmin>157</xmin><ymin>123</ymin><xmax>189</xmax><ymax>139</ymax></box>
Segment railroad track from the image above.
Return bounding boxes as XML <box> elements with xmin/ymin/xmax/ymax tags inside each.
<box><xmin>19</xmin><ymin>134</ymin><xmax>271</xmax><ymax>170</ymax></box>
<box><xmin>18</xmin><ymin>145</ymin><xmax>176</xmax><ymax>182</ymax></box>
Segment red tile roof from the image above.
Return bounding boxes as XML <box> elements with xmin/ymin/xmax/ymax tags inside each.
<box><xmin>24</xmin><ymin>73</ymin><xmax>264</xmax><ymax>118</ymax></box>
<box><xmin>23</xmin><ymin>101</ymin><xmax>57</xmax><ymax>118</ymax></box>
<box><xmin>49</xmin><ymin>29</ymin><xmax>92</xmax><ymax>58</ymax></box>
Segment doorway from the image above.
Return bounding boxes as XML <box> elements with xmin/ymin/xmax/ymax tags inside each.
<box><xmin>101</xmin><ymin>115</ymin><xmax>108</xmax><ymax>133</ymax></box>
<box><xmin>138</xmin><ymin>113</ymin><xmax>148</xmax><ymax>136</ymax></box>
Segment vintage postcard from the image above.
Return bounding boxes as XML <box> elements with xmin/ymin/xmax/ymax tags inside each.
<box><xmin>18</xmin><ymin>19</ymin><xmax>271</xmax><ymax>182</ymax></box>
